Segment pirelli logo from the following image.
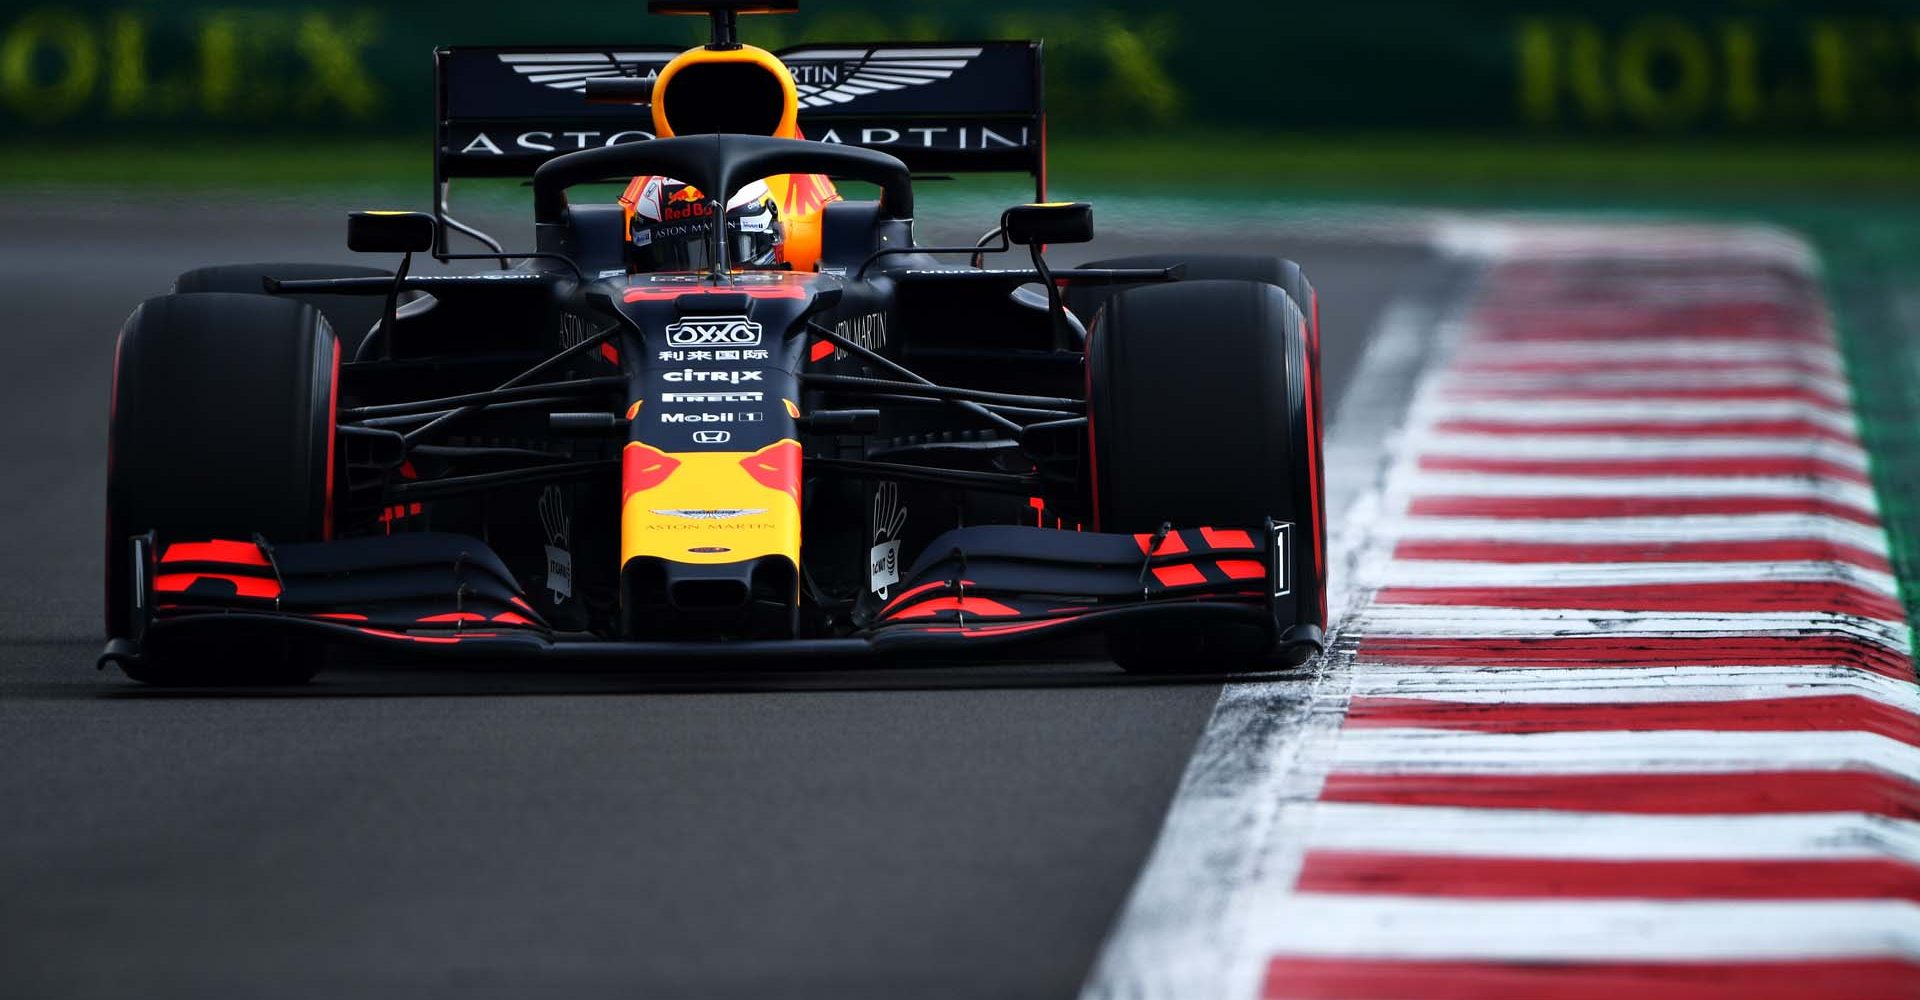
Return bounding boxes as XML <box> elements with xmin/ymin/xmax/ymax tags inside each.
<box><xmin>665</xmin><ymin>315</ymin><xmax>762</xmax><ymax>347</ymax></box>
<box><xmin>661</xmin><ymin>391</ymin><xmax>764</xmax><ymax>403</ymax></box>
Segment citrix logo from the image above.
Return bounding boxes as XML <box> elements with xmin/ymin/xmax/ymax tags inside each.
<box><xmin>662</xmin><ymin>370</ymin><xmax>763</xmax><ymax>384</ymax></box>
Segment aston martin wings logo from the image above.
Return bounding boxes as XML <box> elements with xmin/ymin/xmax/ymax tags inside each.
<box><xmin>650</xmin><ymin>509</ymin><xmax>768</xmax><ymax>521</ymax></box>
<box><xmin>497</xmin><ymin>52</ymin><xmax>676</xmax><ymax>94</ymax></box>
<box><xmin>783</xmin><ymin>47</ymin><xmax>984</xmax><ymax>109</ymax></box>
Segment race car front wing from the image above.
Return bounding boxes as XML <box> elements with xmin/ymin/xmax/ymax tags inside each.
<box><xmin>100</xmin><ymin>521</ymin><xmax>1321</xmax><ymax>671</ymax></box>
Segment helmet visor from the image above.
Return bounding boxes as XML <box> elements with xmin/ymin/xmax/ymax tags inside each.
<box><xmin>628</xmin><ymin>193</ymin><xmax>782</xmax><ymax>272</ymax></box>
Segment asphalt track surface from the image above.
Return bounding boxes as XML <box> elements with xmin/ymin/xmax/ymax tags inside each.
<box><xmin>0</xmin><ymin>197</ymin><xmax>1435</xmax><ymax>999</ymax></box>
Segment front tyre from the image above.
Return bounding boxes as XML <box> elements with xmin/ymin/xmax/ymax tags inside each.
<box><xmin>107</xmin><ymin>292</ymin><xmax>338</xmax><ymax>685</ymax></box>
<box><xmin>1086</xmin><ymin>279</ymin><xmax>1325</xmax><ymax>673</ymax></box>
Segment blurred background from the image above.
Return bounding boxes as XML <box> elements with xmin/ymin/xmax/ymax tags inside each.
<box><xmin>4</xmin><ymin>0</ymin><xmax>1920</xmax><ymax>200</ymax></box>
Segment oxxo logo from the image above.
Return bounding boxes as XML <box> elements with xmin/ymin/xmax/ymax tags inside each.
<box><xmin>665</xmin><ymin>315</ymin><xmax>761</xmax><ymax>348</ymax></box>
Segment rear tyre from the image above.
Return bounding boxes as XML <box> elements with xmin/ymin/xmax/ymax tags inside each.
<box><xmin>107</xmin><ymin>292</ymin><xmax>338</xmax><ymax>685</ymax></box>
<box><xmin>175</xmin><ymin>262</ymin><xmax>398</xmax><ymax>356</ymax></box>
<box><xmin>1086</xmin><ymin>279</ymin><xmax>1324</xmax><ymax>673</ymax></box>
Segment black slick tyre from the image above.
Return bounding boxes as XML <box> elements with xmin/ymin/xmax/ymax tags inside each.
<box><xmin>1065</xmin><ymin>252</ymin><xmax>1318</xmax><ymax>363</ymax></box>
<box><xmin>1085</xmin><ymin>279</ymin><xmax>1325</xmax><ymax>673</ymax></box>
<box><xmin>107</xmin><ymin>292</ymin><xmax>338</xmax><ymax>685</ymax></box>
<box><xmin>175</xmin><ymin>262</ymin><xmax>399</xmax><ymax>356</ymax></box>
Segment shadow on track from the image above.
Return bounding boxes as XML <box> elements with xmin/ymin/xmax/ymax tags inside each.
<box><xmin>11</xmin><ymin>638</ymin><xmax>1305</xmax><ymax>701</ymax></box>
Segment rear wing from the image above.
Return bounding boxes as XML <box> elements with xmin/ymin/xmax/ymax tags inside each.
<box><xmin>433</xmin><ymin>40</ymin><xmax>1045</xmax><ymax>253</ymax></box>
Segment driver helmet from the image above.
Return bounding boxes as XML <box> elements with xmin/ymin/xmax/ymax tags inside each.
<box><xmin>625</xmin><ymin>175</ymin><xmax>783</xmax><ymax>272</ymax></box>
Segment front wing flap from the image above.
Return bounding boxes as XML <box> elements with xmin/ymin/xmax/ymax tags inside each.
<box><xmin>109</xmin><ymin>522</ymin><xmax>1318</xmax><ymax>668</ymax></box>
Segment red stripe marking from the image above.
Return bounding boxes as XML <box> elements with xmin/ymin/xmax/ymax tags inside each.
<box><xmin>1432</xmin><ymin>418</ymin><xmax>1859</xmax><ymax>445</ymax></box>
<box><xmin>880</xmin><ymin>579</ymin><xmax>957</xmax><ymax>616</ymax></box>
<box><xmin>1216</xmin><ymin>559</ymin><xmax>1266</xmax><ymax>580</ymax></box>
<box><xmin>324</xmin><ymin>337</ymin><xmax>339</xmax><ymax>540</ymax></box>
<box><xmin>1358</xmin><ymin>636</ymin><xmax>1913</xmax><ymax>679</ymax></box>
<box><xmin>1296</xmin><ymin>851</ymin><xmax>1920</xmax><ymax>901</ymax></box>
<box><xmin>809</xmin><ymin>339</ymin><xmax>836</xmax><ymax>363</ymax></box>
<box><xmin>1373</xmin><ymin>581</ymin><xmax>1904</xmax><ymax>620</ymax></box>
<box><xmin>313</xmin><ymin>612</ymin><xmax>369</xmax><ymax>622</ymax></box>
<box><xmin>1262</xmin><ymin>957</ymin><xmax>1920</xmax><ymax>1000</ymax></box>
<box><xmin>1453</xmin><ymin>358</ymin><xmax>1841</xmax><ymax>376</ymax></box>
<box><xmin>1346</xmin><ymin>694</ymin><xmax>1920</xmax><ymax>745</ymax></box>
<box><xmin>888</xmin><ymin>596</ymin><xmax>1022</xmax><ymax>620</ymax></box>
<box><xmin>1443</xmin><ymin>385</ymin><xmax>1845</xmax><ymax>408</ymax></box>
<box><xmin>153</xmin><ymin>573</ymin><xmax>280</xmax><ymax>599</ymax></box>
<box><xmin>417</xmin><ymin>612</ymin><xmax>489</xmax><ymax>624</ymax></box>
<box><xmin>1318</xmin><ymin>770</ymin><xmax>1920</xmax><ymax>819</ymax></box>
<box><xmin>355</xmin><ymin>627</ymin><xmax>465</xmax><ymax>645</ymax></box>
<box><xmin>491</xmin><ymin>611</ymin><xmax>536</xmax><ymax>626</ymax></box>
<box><xmin>1200</xmin><ymin>526</ymin><xmax>1256</xmax><ymax>550</ymax></box>
<box><xmin>1410</xmin><ymin>495</ymin><xmax>1881</xmax><ymax>527</ymax></box>
<box><xmin>599</xmin><ymin>342</ymin><xmax>621</xmax><ymax>365</ymax></box>
<box><xmin>1086</xmin><ymin>315</ymin><xmax>1101</xmax><ymax>531</ymax></box>
<box><xmin>1134</xmin><ymin>532</ymin><xmax>1190</xmax><ymax>556</ymax></box>
<box><xmin>1472</xmin><ymin>326</ymin><xmax>1834</xmax><ymax>346</ymax></box>
<box><xmin>1418</xmin><ymin>454</ymin><xmax>1869</xmax><ymax>485</ymax></box>
<box><xmin>1392</xmin><ymin>538</ymin><xmax>1891</xmax><ymax>572</ymax></box>
<box><xmin>923</xmin><ymin>617</ymin><xmax>1081</xmax><ymax>637</ymax></box>
<box><xmin>160</xmin><ymin>540</ymin><xmax>269</xmax><ymax>566</ymax></box>
<box><xmin>1469</xmin><ymin>316</ymin><xmax>1832</xmax><ymax>344</ymax></box>
<box><xmin>1152</xmin><ymin>563</ymin><xmax>1207</xmax><ymax>588</ymax></box>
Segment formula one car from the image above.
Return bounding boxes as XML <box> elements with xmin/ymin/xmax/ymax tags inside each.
<box><xmin>101</xmin><ymin>0</ymin><xmax>1325</xmax><ymax>684</ymax></box>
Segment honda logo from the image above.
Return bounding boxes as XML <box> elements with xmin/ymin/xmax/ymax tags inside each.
<box><xmin>692</xmin><ymin>429</ymin><xmax>731</xmax><ymax>444</ymax></box>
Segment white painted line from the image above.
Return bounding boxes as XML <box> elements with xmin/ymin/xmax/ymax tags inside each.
<box><xmin>1382</xmin><ymin>559</ymin><xmax>1897</xmax><ymax>595</ymax></box>
<box><xmin>1437</xmin><ymin>369</ymin><xmax>1853</xmax><ymax>400</ymax></box>
<box><xmin>1353</xmin><ymin>606</ymin><xmax>1910</xmax><ymax>651</ymax></box>
<box><xmin>1387</xmin><ymin>514</ymin><xmax>1890</xmax><ymax>554</ymax></box>
<box><xmin>1254</xmin><ymin>896</ymin><xmax>1920</xmax><ymax>962</ymax></box>
<box><xmin>1414</xmin><ymin>433</ymin><xmax>1869</xmax><ymax>468</ymax></box>
<box><xmin>1421</xmin><ymin>398</ymin><xmax>1860</xmax><ymax>431</ymax></box>
<box><xmin>1351</xmin><ymin>666</ymin><xmax>1920</xmax><ymax>711</ymax></box>
<box><xmin>1329</xmin><ymin>729</ymin><xmax>1920</xmax><ymax>777</ymax></box>
<box><xmin>1303</xmin><ymin>803</ymin><xmax>1920</xmax><ymax>861</ymax></box>
<box><xmin>1452</xmin><ymin>341</ymin><xmax>1843</xmax><ymax>367</ymax></box>
<box><xmin>1404</xmin><ymin>473</ymin><xmax>1878</xmax><ymax>511</ymax></box>
<box><xmin>1433</xmin><ymin>218</ymin><xmax>1820</xmax><ymax>269</ymax></box>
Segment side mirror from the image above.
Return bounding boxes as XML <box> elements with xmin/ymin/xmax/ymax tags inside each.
<box><xmin>585</xmin><ymin>77</ymin><xmax>654</xmax><ymax>105</ymax></box>
<box><xmin>348</xmin><ymin>211</ymin><xmax>436</xmax><ymax>254</ymax></box>
<box><xmin>1002</xmin><ymin>202</ymin><xmax>1093</xmax><ymax>246</ymax></box>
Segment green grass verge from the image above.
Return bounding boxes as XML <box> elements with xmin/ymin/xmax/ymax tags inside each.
<box><xmin>1799</xmin><ymin>209</ymin><xmax>1920</xmax><ymax>640</ymax></box>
